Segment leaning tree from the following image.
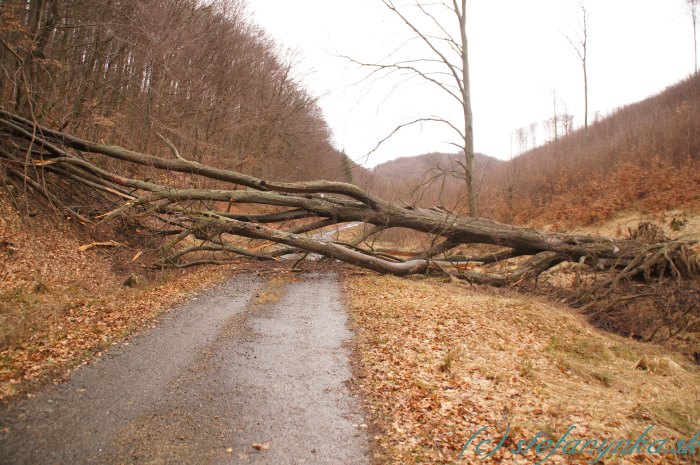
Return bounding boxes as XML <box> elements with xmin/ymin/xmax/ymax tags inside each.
<box><xmin>1</xmin><ymin>110</ymin><xmax>698</xmax><ymax>312</ymax></box>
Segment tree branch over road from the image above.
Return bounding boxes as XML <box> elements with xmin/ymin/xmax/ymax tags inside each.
<box><xmin>1</xmin><ymin>110</ymin><xmax>698</xmax><ymax>309</ymax></box>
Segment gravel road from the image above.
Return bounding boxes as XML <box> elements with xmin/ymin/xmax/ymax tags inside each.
<box><xmin>0</xmin><ymin>272</ymin><xmax>370</xmax><ymax>465</ymax></box>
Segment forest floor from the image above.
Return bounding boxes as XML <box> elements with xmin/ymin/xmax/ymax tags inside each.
<box><xmin>344</xmin><ymin>273</ymin><xmax>700</xmax><ymax>464</ymax></box>
<box><xmin>2</xmin><ymin>193</ymin><xmax>699</xmax><ymax>464</ymax></box>
<box><xmin>0</xmin><ymin>272</ymin><xmax>370</xmax><ymax>465</ymax></box>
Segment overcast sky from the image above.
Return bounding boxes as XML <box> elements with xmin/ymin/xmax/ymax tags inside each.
<box><xmin>247</xmin><ymin>0</ymin><xmax>696</xmax><ymax>166</ymax></box>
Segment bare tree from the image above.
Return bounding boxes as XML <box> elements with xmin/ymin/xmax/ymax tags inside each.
<box><xmin>528</xmin><ymin>122</ymin><xmax>538</xmax><ymax>150</ymax></box>
<box><xmin>565</xmin><ymin>2</ymin><xmax>590</xmax><ymax>143</ymax></box>
<box><xmin>548</xmin><ymin>89</ymin><xmax>560</xmax><ymax>143</ymax></box>
<box><xmin>561</xmin><ymin>101</ymin><xmax>575</xmax><ymax>136</ymax></box>
<box><xmin>348</xmin><ymin>0</ymin><xmax>477</xmax><ymax>217</ymax></box>
<box><xmin>2</xmin><ymin>111</ymin><xmax>698</xmax><ymax>308</ymax></box>
<box><xmin>505</xmin><ymin>128</ymin><xmax>529</xmax><ymax>224</ymax></box>
<box><xmin>690</xmin><ymin>0</ymin><xmax>698</xmax><ymax>77</ymax></box>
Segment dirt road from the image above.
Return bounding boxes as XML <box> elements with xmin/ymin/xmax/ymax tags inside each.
<box><xmin>0</xmin><ymin>273</ymin><xmax>370</xmax><ymax>464</ymax></box>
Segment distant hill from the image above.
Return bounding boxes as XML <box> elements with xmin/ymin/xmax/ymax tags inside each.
<box><xmin>479</xmin><ymin>74</ymin><xmax>700</xmax><ymax>226</ymax></box>
<box><xmin>372</xmin><ymin>152</ymin><xmax>501</xmax><ymax>182</ymax></box>
<box><xmin>362</xmin><ymin>75</ymin><xmax>700</xmax><ymax>225</ymax></box>
<box><xmin>364</xmin><ymin>152</ymin><xmax>502</xmax><ymax>211</ymax></box>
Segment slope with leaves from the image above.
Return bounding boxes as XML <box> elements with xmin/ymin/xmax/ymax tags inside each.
<box><xmin>481</xmin><ymin>75</ymin><xmax>700</xmax><ymax>226</ymax></box>
<box><xmin>345</xmin><ymin>274</ymin><xmax>700</xmax><ymax>464</ymax></box>
<box><xmin>0</xmin><ymin>194</ymin><xmax>236</xmax><ymax>400</ymax></box>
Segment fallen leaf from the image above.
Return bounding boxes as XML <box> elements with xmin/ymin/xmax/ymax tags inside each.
<box><xmin>78</xmin><ymin>240</ymin><xmax>124</xmax><ymax>252</ymax></box>
<box><xmin>251</xmin><ymin>442</ymin><xmax>270</xmax><ymax>451</ymax></box>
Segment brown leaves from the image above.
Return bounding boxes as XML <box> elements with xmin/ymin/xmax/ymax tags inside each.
<box><xmin>345</xmin><ymin>275</ymin><xmax>700</xmax><ymax>465</ymax></box>
<box><xmin>0</xmin><ymin>264</ymin><xmax>235</xmax><ymax>400</ymax></box>
<box><xmin>77</xmin><ymin>240</ymin><xmax>124</xmax><ymax>252</ymax></box>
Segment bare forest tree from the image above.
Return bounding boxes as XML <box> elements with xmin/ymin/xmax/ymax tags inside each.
<box><xmin>0</xmin><ymin>0</ymin><xmax>349</xmax><ymax>184</ymax></box>
<box><xmin>690</xmin><ymin>0</ymin><xmax>698</xmax><ymax>77</ymax></box>
<box><xmin>548</xmin><ymin>89</ymin><xmax>561</xmax><ymax>143</ymax></box>
<box><xmin>565</xmin><ymin>2</ymin><xmax>590</xmax><ymax>143</ymax></box>
<box><xmin>505</xmin><ymin>128</ymin><xmax>529</xmax><ymax>224</ymax></box>
<box><xmin>528</xmin><ymin>122</ymin><xmax>538</xmax><ymax>149</ymax></box>
<box><xmin>347</xmin><ymin>0</ymin><xmax>478</xmax><ymax>217</ymax></box>
<box><xmin>1</xmin><ymin>111</ymin><xmax>698</xmax><ymax>311</ymax></box>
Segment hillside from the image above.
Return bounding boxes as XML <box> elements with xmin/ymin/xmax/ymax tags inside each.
<box><xmin>367</xmin><ymin>152</ymin><xmax>502</xmax><ymax>211</ymax></box>
<box><xmin>371</xmin><ymin>151</ymin><xmax>501</xmax><ymax>184</ymax></box>
<box><xmin>483</xmin><ymin>75</ymin><xmax>700</xmax><ymax>226</ymax></box>
<box><xmin>0</xmin><ymin>0</ymin><xmax>350</xmax><ymax>184</ymax></box>
<box><xmin>367</xmin><ymin>75</ymin><xmax>700</xmax><ymax>227</ymax></box>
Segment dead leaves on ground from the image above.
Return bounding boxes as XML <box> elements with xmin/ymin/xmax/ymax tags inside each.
<box><xmin>345</xmin><ymin>276</ymin><xmax>700</xmax><ymax>465</ymax></box>
<box><xmin>0</xmin><ymin>266</ymin><xmax>236</xmax><ymax>399</ymax></box>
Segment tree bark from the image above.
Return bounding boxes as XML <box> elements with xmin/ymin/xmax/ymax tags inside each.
<box><xmin>1</xmin><ymin>110</ymin><xmax>698</xmax><ymax>299</ymax></box>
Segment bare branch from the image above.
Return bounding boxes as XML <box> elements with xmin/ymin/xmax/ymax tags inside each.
<box><xmin>366</xmin><ymin>117</ymin><xmax>465</xmax><ymax>156</ymax></box>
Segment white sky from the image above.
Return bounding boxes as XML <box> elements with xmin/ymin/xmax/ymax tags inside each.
<box><xmin>247</xmin><ymin>0</ymin><xmax>696</xmax><ymax>166</ymax></box>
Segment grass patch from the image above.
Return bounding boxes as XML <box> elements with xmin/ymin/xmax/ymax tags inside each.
<box><xmin>438</xmin><ymin>347</ymin><xmax>463</xmax><ymax>373</ymax></box>
<box><xmin>609</xmin><ymin>343</ymin><xmax>640</xmax><ymax>362</ymax></box>
<box><xmin>248</xmin><ymin>274</ymin><xmax>296</xmax><ymax>309</ymax></box>
<box><xmin>545</xmin><ymin>334</ymin><xmax>612</xmax><ymax>362</ymax></box>
<box><xmin>651</xmin><ymin>401</ymin><xmax>700</xmax><ymax>436</ymax></box>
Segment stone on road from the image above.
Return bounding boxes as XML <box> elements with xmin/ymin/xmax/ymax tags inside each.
<box><xmin>0</xmin><ymin>272</ymin><xmax>370</xmax><ymax>465</ymax></box>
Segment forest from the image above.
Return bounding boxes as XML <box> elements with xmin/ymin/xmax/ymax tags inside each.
<box><xmin>1</xmin><ymin>1</ymin><xmax>700</xmax><ymax>464</ymax></box>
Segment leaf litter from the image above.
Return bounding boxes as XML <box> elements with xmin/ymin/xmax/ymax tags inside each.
<box><xmin>344</xmin><ymin>275</ymin><xmax>700</xmax><ymax>464</ymax></box>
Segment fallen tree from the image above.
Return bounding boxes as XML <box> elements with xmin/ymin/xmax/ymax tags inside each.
<box><xmin>1</xmin><ymin>109</ymin><xmax>698</xmax><ymax>306</ymax></box>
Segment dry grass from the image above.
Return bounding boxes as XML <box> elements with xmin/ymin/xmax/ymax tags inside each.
<box><xmin>248</xmin><ymin>274</ymin><xmax>297</xmax><ymax>308</ymax></box>
<box><xmin>568</xmin><ymin>209</ymin><xmax>700</xmax><ymax>243</ymax></box>
<box><xmin>345</xmin><ymin>274</ymin><xmax>700</xmax><ymax>464</ymax></box>
<box><xmin>0</xmin><ymin>195</ymin><xmax>237</xmax><ymax>400</ymax></box>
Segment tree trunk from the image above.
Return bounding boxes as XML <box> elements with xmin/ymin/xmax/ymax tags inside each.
<box><xmin>1</xmin><ymin>110</ymin><xmax>698</xmax><ymax>303</ymax></box>
<box><xmin>458</xmin><ymin>0</ymin><xmax>477</xmax><ymax>217</ymax></box>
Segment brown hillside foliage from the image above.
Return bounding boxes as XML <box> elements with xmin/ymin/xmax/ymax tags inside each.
<box><xmin>481</xmin><ymin>75</ymin><xmax>700</xmax><ymax>226</ymax></box>
<box><xmin>0</xmin><ymin>0</ymin><xmax>348</xmax><ymax>182</ymax></box>
<box><xmin>367</xmin><ymin>152</ymin><xmax>501</xmax><ymax>210</ymax></box>
<box><xmin>370</xmin><ymin>76</ymin><xmax>700</xmax><ymax>227</ymax></box>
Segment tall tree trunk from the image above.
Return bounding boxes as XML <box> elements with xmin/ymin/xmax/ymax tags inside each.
<box><xmin>458</xmin><ymin>0</ymin><xmax>477</xmax><ymax>217</ymax></box>
<box><xmin>1</xmin><ymin>110</ymin><xmax>697</xmax><ymax>304</ymax></box>
<box><xmin>583</xmin><ymin>50</ymin><xmax>589</xmax><ymax>144</ymax></box>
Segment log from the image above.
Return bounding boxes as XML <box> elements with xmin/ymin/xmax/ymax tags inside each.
<box><xmin>0</xmin><ymin>110</ymin><xmax>698</xmax><ymax>300</ymax></box>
